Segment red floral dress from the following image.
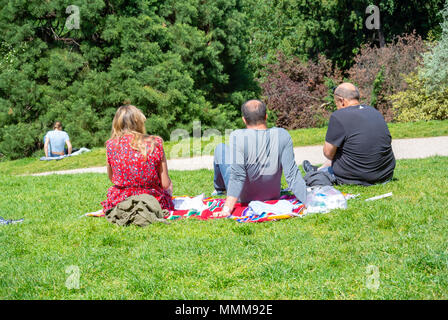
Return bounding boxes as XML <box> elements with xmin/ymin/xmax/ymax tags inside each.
<box><xmin>101</xmin><ymin>134</ymin><xmax>174</xmax><ymax>213</ymax></box>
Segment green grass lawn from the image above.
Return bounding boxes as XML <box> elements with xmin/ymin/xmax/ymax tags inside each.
<box><xmin>1</xmin><ymin>156</ymin><xmax>447</xmax><ymax>299</ymax></box>
<box><xmin>1</xmin><ymin>120</ymin><xmax>448</xmax><ymax>176</ymax></box>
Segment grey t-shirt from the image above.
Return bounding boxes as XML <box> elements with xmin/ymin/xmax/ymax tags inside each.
<box><xmin>326</xmin><ymin>105</ymin><xmax>396</xmax><ymax>185</ymax></box>
<box><xmin>224</xmin><ymin>127</ymin><xmax>307</xmax><ymax>204</ymax></box>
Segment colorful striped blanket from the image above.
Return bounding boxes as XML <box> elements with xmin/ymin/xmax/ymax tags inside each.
<box><xmin>85</xmin><ymin>195</ymin><xmax>306</xmax><ymax>222</ymax></box>
<box><xmin>86</xmin><ymin>191</ymin><xmax>355</xmax><ymax>223</ymax></box>
<box><xmin>166</xmin><ymin>195</ymin><xmax>306</xmax><ymax>223</ymax></box>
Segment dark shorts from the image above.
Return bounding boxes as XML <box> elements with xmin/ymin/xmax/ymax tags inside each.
<box><xmin>305</xmin><ymin>166</ymin><xmax>393</xmax><ymax>187</ymax></box>
<box><xmin>304</xmin><ymin>167</ymin><xmax>337</xmax><ymax>187</ymax></box>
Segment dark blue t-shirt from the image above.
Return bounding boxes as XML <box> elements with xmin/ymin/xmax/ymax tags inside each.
<box><xmin>325</xmin><ymin>105</ymin><xmax>396</xmax><ymax>185</ymax></box>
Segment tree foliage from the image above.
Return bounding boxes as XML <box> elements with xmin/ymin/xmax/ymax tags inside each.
<box><xmin>391</xmin><ymin>1</ymin><xmax>448</xmax><ymax>123</ymax></box>
<box><xmin>0</xmin><ymin>0</ymin><xmax>258</xmax><ymax>159</ymax></box>
<box><xmin>242</xmin><ymin>0</ymin><xmax>445</xmax><ymax>73</ymax></box>
<box><xmin>421</xmin><ymin>1</ymin><xmax>448</xmax><ymax>92</ymax></box>
<box><xmin>0</xmin><ymin>0</ymin><xmax>446</xmax><ymax>159</ymax></box>
<box><xmin>391</xmin><ymin>73</ymin><xmax>448</xmax><ymax>122</ymax></box>
<box><xmin>260</xmin><ymin>52</ymin><xmax>342</xmax><ymax>129</ymax></box>
<box><xmin>348</xmin><ymin>33</ymin><xmax>428</xmax><ymax>121</ymax></box>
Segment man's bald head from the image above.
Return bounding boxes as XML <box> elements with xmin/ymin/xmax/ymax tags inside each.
<box><xmin>334</xmin><ymin>83</ymin><xmax>360</xmax><ymax>101</ymax></box>
<box><xmin>241</xmin><ymin>99</ymin><xmax>267</xmax><ymax>126</ymax></box>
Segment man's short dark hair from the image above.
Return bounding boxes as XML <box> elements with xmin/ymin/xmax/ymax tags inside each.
<box><xmin>334</xmin><ymin>84</ymin><xmax>360</xmax><ymax>101</ymax></box>
<box><xmin>241</xmin><ymin>99</ymin><xmax>267</xmax><ymax>125</ymax></box>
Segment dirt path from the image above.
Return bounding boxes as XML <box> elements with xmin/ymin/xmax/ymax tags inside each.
<box><xmin>29</xmin><ymin>136</ymin><xmax>448</xmax><ymax>176</ymax></box>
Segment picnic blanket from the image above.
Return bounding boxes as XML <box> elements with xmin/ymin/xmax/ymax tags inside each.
<box><xmin>166</xmin><ymin>194</ymin><xmax>307</xmax><ymax>223</ymax></box>
<box><xmin>85</xmin><ymin>194</ymin><xmax>306</xmax><ymax>222</ymax></box>
<box><xmin>85</xmin><ymin>189</ymin><xmax>356</xmax><ymax>223</ymax></box>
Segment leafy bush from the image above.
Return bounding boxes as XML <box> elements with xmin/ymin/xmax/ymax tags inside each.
<box><xmin>260</xmin><ymin>52</ymin><xmax>342</xmax><ymax>129</ymax></box>
<box><xmin>0</xmin><ymin>122</ymin><xmax>43</xmax><ymax>160</ymax></box>
<box><xmin>0</xmin><ymin>1</ymin><xmax>257</xmax><ymax>159</ymax></box>
<box><xmin>348</xmin><ymin>33</ymin><xmax>428</xmax><ymax>121</ymax></box>
<box><xmin>421</xmin><ymin>1</ymin><xmax>448</xmax><ymax>92</ymax></box>
<box><xmin>391</xmin><ymin>2</ymin><xmax>448</xmax><ymax>123</ymax></box>
<box><xmin>242</xmin><ymin>0</ymin><xmax>445</xmax><ymax>73</ymax></box>
<box><xmin>0</xmin><ymin>1</ymin><xmax>446</xmax><ymax>159</ymax></box>
<box><xmin>390</xmin><ymin>73</ymin><xmax>448</xmax><ymax>122</ymax></box>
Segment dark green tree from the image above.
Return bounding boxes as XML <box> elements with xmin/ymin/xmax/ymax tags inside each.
<box><xmin>0</xmin><ymin>0</ymin><xmax>257</xmax><ymax>159</ymax></box>
<box><xmin>242</xmin><ymin>0</ymin><xmax>445</xmax><ymax>72</ymax></box>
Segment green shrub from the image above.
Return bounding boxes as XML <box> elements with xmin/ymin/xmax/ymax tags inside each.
<box><xmin>0</xmin><ymin>1</ymin><xmax>257</xmax><ymax>160</ymax></box>
<box><xmin>421</xmin><ymin>1</ymin><xmax>448</xmax><ymax>92</ymax></box>
<box><xmin>348</xmin><ymin>33</ymin><xmax>428</xmax><ymax>121</ymax></box>
<box><xmin>0</xmin><ymin>122</ymin><xmax>43</xmax><ymax>159</ymax></box>
<box><xmin>260</xmin><ymin>52</ymin><xmax>342</xmax><ymax>129</ymax></box>
<box><xmin>390</xmin><ymin>73</ymin><xmax>448</xmax><ymax>122</ymax></box>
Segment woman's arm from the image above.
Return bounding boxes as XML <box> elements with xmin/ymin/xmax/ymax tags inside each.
<box><xmin>66</xmin><ymin>140</ymin><xmax>72</xmax><ymax>155</ymax></box>
<box><xmin>44</xmin><ymin>137</ymin><xmax>49</xmax><ymax>157</ymax></box>
<box><xmin>148</xmin><ymin>137</ymin><xmax>173</xmax><ymax>195</ymax></box>
<box><xmin>158</xmin><ymin>151</ymin><xmax>173</xmax><ymax>195</ymax></box>
<box><xmin>107</xmin><ymin>162</ymin><xmax>113</xmax><ymax>183</ymax></box>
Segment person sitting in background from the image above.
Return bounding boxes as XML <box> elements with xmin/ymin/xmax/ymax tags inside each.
<box><xmin>44</xmin><ymin>121</ymin><xmax>72</xmax><ymax>157</ymax></box>
<box><xmin>101</xmin><ymin>105</ymin><xmax>174</xmax><ymax>215</ymax></box>
<box><xmin>302</xmin><ymin>82</ymin><xmax>396</xmax><ymax>186</ymax></box>
<box><xmin>212</xmin><ymin>99</ymin><xmax>308</xmax><ymax>218</ymax></box>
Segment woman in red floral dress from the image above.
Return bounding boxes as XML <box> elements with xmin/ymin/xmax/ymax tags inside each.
<box><xmin>101</xmin><ymin>105</ymin><xmax>174</xmax><ymax>214</ymax></box>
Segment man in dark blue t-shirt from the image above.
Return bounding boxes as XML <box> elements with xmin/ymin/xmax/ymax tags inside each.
<box><xmin>303</xmin><ymin>83</ymin><xmax>396</xmax><ymax>186</ymax></box>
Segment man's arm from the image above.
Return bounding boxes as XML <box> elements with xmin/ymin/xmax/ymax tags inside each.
<box><xmin>214</xmin><ymin>134</ymin><xmax>246</xmax><ymax>217</ymax></box>
<box><xmin>280</xmin><ymin>133</ymin><xmax>307</xmax><ymax>205</ymax></box>
<box><xmin>323</xmin><ymin>141</ymin><xmax>337</xmax><ymax>160</ymax></box>
<box><xmin>324</xmin><ymin>113</ymin><xmax>344</xmax><ymax>161</ymax></box>
<box><xmin>216</xmin><ymin>163</ymin><xmax>246</xmax><ymax>217</ymax></box>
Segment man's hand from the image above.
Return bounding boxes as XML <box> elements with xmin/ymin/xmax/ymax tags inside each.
<box><xmin>213</xmin><ymin>206</ymin><xmax>231</xmax><ymax>218</ymax></box>
<box><xmin>213</xmin><ymin>196</ymin><xmax>238</xmax><ymax>218</ymax></box>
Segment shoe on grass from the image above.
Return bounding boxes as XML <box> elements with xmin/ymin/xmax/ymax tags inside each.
<box><xmin>302</xmin><ymin>160</ymin><xmax>318</xmax><ymax>173</ymax></box>
<box><xmin>211</xmin><ymin>190</ymin><xmax>226</xmax><ymax>196</ymax></box>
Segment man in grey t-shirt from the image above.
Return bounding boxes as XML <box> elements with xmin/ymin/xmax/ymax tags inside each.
<box><xmin>302</xmin><ymin>83</ymin><xmax>395</xmax><ymax>186</ymax></box>
<box><xmin>213</xmin><ymin>99</ymin><xmax>307</xmax><ymax>217</ymax></box>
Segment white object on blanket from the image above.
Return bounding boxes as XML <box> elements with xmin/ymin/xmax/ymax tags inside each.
<box><xmin>247</xmin><ymin>200</ymin><xmax>294</xmax><ymax>216</ymax></box>
<box><xmin>71</xmin><ymin>147</ymin><xmax>91</xmax><ymax>156</ymax></box>
<box><xmin>365</xmin><ymin>192</ymin><xmax>393</xmax><ymax>202</ymax></box>
<box><xmin>306</xmin><ymin>186</ymin><xmax>347</xmax><ymax>214</ymax></box>
<box><xmin>173</xmin><ymin>194</ymin><xmax>208</xmax><ymax>211</ymax></box>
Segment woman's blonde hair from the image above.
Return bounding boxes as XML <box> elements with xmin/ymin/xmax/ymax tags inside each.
<box><xmin>110</xmin><ymin>105</ymin><xmax>158</xmax><ymax>159</ymax></box>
